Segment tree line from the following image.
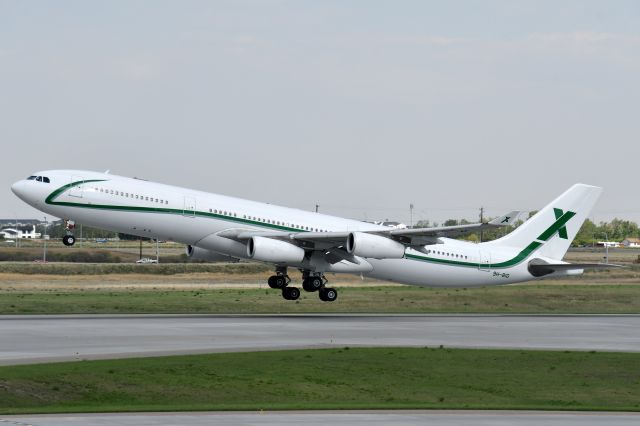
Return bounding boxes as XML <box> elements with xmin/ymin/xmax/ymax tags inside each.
<box><xmin>417</xmin><ymin>214</ymin><xmax>639</xmax><ymax>246</ymax></box>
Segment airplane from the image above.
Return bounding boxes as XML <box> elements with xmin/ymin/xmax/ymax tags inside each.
<box><xmin>11</xmin><ymin>170</ymin><xmax>616</xmax><ymax>302</ymax></box>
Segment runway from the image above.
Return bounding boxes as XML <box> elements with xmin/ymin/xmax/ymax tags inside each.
<box><xmin>1</xmin><ymin>314</ymin><xmax>640</xmax><ymax>365</ymax></box>
<box><xmin>1</xmin><ymin>410</ymin><xmax>639</xmax><ymax>426</ymax></box>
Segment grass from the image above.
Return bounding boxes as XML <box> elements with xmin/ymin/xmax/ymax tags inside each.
<box><xmin>0</xmin><ymin>348</ymin><xmax>639</xmax><ymax>414</ymax></box>
<box><xmin>1</xmin><ymin>284</ymin><xmax>640</xmax><ymax>314</ymax></box>
<box><xmin>0</xmin><ymin>262</ymin><xmax>271</xmax><ymax>275</ymax></box>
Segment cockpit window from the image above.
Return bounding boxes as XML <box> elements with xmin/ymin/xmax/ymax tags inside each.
<box><xmin>27</xmin><ymin>175</ymin><xmax>50</xmax><ymax>183</ymax></box>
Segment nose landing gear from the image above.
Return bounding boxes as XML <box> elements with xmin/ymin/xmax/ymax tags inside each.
<box><xmin>62</xmin><ymin>219</ymin><xmax>76</xmax><ymax>246</ymax></box>
<box><xmin>62</xmin><ymin>235</ymin><xmax>76</xmax><ymax>246</ymax></box>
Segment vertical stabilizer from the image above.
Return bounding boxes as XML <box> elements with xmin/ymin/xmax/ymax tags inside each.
<box><xmin>488</xmin><ymin>184</ymin><xmax>602</xmax><ymax>261</ymax></box>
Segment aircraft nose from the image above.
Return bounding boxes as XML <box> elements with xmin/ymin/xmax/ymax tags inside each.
<box><xmin>11</xmin><ymin>180</ymin><xmax>26</xmax><ymax>198</ymax></box>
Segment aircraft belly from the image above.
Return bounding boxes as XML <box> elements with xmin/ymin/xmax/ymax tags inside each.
<box><xmin>45</xmin><ymin>206</ymin><xmax>227</xmax><ymax>245</ymax></box>
<box><xmin>366</xmin><ymin>258</ymin><xmax>530</xmax><ymax>288</ymax></box>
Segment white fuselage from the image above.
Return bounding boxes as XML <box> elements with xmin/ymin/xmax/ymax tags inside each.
<box><xmin>11</xmin><ymin>170</ymin><xmax>555</xmax><ymax>288</ymax></box>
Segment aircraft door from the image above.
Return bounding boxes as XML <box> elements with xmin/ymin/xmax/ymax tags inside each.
<box><xmin>183</xmin><ymin>196</ymin><xmax>196</xmax><ymax>217</ymax></box>
<box><xmin>69</xmin><ymin>176</ymin><xmax>85</xmax><ymax>198</ymax></box>
<box><xmin>479</xmin><ymin>250</ymin><xmax>491</xmax><ymax>271</ymax></box>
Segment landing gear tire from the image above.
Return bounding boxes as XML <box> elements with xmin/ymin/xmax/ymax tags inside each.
<box><xmin>302</xmin><ymin>276</ymin><xmax>323</xmax><ymax>292</ymax></box>
<box><xmin>62</xmin><ymin>235</ymin><xmax>76</xmax><ymax>246</ymax></box>
<box><xmin>268</xmin><ymin>275</ymin><xmax>287</xmax><ymax>289</ymax></box>
<box><xmin>319</xmin><ymin>287</ymin><xmax>338</xmax><ymax>302</ymax></box>
<box><xmin>282</xmin><ymin>286</ymin><xmax>300</xmax><ymax>301</ymax></box>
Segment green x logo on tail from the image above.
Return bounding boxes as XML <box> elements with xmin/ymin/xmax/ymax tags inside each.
<box><xmin>553</xmin><ymin>208</ymin><xmax>569</xmax><ymax>239</ymax></box>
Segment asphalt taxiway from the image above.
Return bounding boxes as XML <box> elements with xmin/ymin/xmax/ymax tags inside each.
<box><xmin>1</xmin><ymin>314</ymin><xmax>639</xmax><ymax>365</ymax></box>
<box><xmin>1</xmin><ymin>410</ymin><xmax>639</xmax><ymax>426</ymax></box>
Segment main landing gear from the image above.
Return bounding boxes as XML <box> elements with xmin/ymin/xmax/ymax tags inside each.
<box><xmin>302</xmin><ymin>272</ymin><xmax>337</xmax><ymax>302</ymax></box>
<box><xmin>62</xmin><ymin>220</ymin><xmax>76</xmax><ymax>246</ymax></box>
<box><xmin>266</xmin><ymin>268</ymin><xmax>338</xmax><ymax>302</ymax></box>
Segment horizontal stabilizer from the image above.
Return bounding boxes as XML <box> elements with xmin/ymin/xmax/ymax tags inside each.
<box><xmin>488</xmin><ymin>211</ymin><xmax>521</xmax><ymax>226</ymax></box>
<box><xmin>528</xmin><ymin>262</ymin><xmax>624</xmax><ymax>277</ymax></box>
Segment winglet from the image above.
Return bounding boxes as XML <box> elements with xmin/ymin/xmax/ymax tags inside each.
<box><xmin>488</xmin><ymin>211</ymin><xmax>521</xmax><ymax>226</ymax></box>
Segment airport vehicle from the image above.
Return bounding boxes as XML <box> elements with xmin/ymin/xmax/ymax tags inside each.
<box><xmin>136</xmin><ymin>258</ymin><xmax>158</xmax><ymax>264</ymax></box>
<box><xmin>11</xmin><ymin>170</ymin><xmax>615</xmax><ymax>301</ymax></box>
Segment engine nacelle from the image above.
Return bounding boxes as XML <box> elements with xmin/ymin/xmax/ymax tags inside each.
<box><xmin>346</xmin><ymin>232</ymin><xmax>405</xmax><ymax>259</ymax></box>
<box><xmin>186</xmin><ymin>245</ymin><xmax>239</xmax><ymax>263</ymax></box>
<box><xmin>247</xmin><ymin>236</ymin><xmax>305</xmax><ymax>264</ymax></box>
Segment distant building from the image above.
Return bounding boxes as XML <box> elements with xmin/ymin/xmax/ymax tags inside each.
<box><xmin>0</xmin><ymin>225</ymin><xmax>41</xmax><ymax>239</ymax></box>
<box><xmin>0</xmin><ymin>219</ymin><xmax>42</xmax><ymax>227</ymax></box>
<box><xmin>380</xmin><ymin>221</ymin><xmax>408</xmax><ymax>229</ymax></box>
<box><xmin>363</xmin><ymin>220</ymin><xmax>408</xmax><ymax>229</ymax></box>
<box><xmin>596</xmin><ymin>241</ymin><xmax>620</xmax><ymax>248</ymax></box>
<box><xmin>621</xmin><ymin>238</ymin><xmax>640</xmax><ymax>248</ymax></box>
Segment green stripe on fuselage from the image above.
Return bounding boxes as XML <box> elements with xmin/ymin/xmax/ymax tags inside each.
<box><xmin>47</xmin><ymin>180</ymin><xmax>576</xmax><ymax>270</ymax></box>
<box><xmin>406</xmin><ymin>209</ymin><xmax>575</xmax><ymax>269</ymax></box>
<box><xmin>45</xmin><ymin>179</ymin><xmax>303</xmax><ymax>233</ymax></box>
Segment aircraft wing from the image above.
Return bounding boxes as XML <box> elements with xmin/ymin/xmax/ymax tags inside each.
<box><xmin>216</xmin><ymin>211</ymin><xmax>521</xmax><ymax>251</ymax></box>
<box><xmin>291</xmin><ymin>210</ymin><xmax>522</xmax><ymax>247</ymax></box>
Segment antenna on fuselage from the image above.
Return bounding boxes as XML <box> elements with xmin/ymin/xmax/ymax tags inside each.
<box><xmin>104</xmin><ymin>170</ymin><xmax>110</xmax><ymax>174</ymax></box>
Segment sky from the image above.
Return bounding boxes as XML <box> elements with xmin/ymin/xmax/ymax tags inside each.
<box><xmin>1</xmin><ymin>0</ymin><xmax>639</xmax><ymax>225</ymax></box>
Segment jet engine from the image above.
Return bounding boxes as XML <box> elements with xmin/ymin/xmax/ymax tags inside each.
<box><xmin>246</xmin><ymin>236</ymin><xmax>305</xmax><ymax>263</ymax></box>
<box><xmin>186</xmin><ymin>245</ymin><xmax>239</xmax><ymax>263</ymax></box>
<box><xmin>346</xmin><ymin>232</ymin><xmax>405</xmax><ymax>259</ymax></box>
